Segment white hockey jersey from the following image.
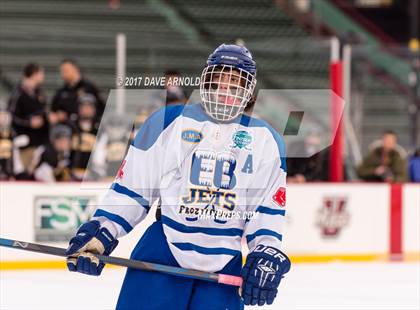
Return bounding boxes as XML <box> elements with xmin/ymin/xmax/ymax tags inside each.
<box><xmin>93</xmin><ymin>103</ymin><xmax>287</xmax><ymax>272</ymax></box>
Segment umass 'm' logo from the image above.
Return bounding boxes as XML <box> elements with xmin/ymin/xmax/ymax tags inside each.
<box><xmin>316</xmin><ymin>197</ymin><xmax>350</xmax><ymax>237</ymax></box>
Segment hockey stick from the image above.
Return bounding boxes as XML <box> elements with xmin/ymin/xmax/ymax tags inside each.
<box><xmin>0</xmin><ymin>237</ymin><xmax>242</xmax><ymax>286</ymax></box>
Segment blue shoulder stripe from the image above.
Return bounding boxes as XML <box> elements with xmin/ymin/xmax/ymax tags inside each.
<box><xmin>255</xmin><ymin>206</ymin><xmax>286</xmax><ymax>216</ymax></box>
<box><xmin>93</xmin><ymin>209</ymin><xmax>133</xmax><ymax>234</ymax></box>
<box><xmin>162</xmin><ymin>215</ymin><xmax>243</xmax><ymax>237</ymax></box>
<box><xmin>246</xmin><ymin>229</ymin><xmax>283</xmax><ymax>244</ymax></box>
<box><xmin>132</xmin><ymin>104</ymin><xmax>185</xmax><ymax>150</ymax></box>
<box><xmin>111</xmin><ymin>183</ymin><xmax>150</xmax><ymax>211</ymax></box>
<box><xmin>172</xmin><ymin>242</ymin><xmax>241</xmax><ymax>257</ymax></box>
<box><xmin>182</xmin><ymin>103</ymin><xmax>213</xmax><ymax>122</ymax></box>
<box><xmin>130</xmin><ymin>103</ymin><xmax>286</xmax><ymax>170</ymax></box>
<box><xmin>238</xmin><ymin>114</ymin><xmax>287</xmax><ymax>171</ymax></box>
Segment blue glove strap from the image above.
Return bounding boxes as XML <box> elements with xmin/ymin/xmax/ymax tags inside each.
<box><xmin>95</xmin><ymin>226</ymin><xmax>119</xmax><ymax>255</ymax></box>
<box><xmin>66</xmin><ymin>221</ymin><xmax>101</xmax><ymax>256</ymax></box>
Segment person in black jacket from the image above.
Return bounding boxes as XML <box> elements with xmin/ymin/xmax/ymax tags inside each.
<box><xmin>0</xmin><ymin>109</ymin><xmax>14</xmax><ymax>180</ymax></box>
<box><xmin>50</xmin><ymin>59</ymin><xmax>104</xmax><ymax>124</ymax></box>
<box><xmin>7</xmin><ymin>63</ymin><xmax>49</xmax><ymax>171</ymax></box>
<box><xmin>286</xmin><ymin>129</ymin><xmax>330</xmax><ymax>182</ymax></box>
<box><xmin>31</xmin><ymin>124</ymin><xmax>74</xmax><ymax>182</ymax></box>
<box><xmin>70</xmin><ymin>94</ymin><xmax>100</xmax><ymax>180</ymax></box>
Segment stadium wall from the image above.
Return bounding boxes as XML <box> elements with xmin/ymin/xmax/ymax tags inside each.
<box><xmin>0</xmin><ymin>182</ymin><xmax>418</xmax><ymax>270</ymax></box>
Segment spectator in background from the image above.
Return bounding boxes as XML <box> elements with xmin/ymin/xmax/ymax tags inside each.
<box><xmin>90</xmin><ymin>114</ymin><xmax>130</xmax><ymax>180</ymax></box>
<box><xmin>50</xmin><ymin>59</ymin><xmax>104</xmax><ymax>124</ymax></box>
<box><xmin>7</xmin><ymin>63</ymin><xmax>49</xmax><ymax>171</ymax></box>
<box><xmin>408</xmin><ymin>148</ymin><xmax>420</xmax><ymax>182</ymax></box>
<box><xmin>30</xmin><ymin>124</ymin><xmax>74</xmax><ymax>182</ymax></box>
<box><xmin>0</xmin><ymin>109</ymin><xmax>15</xmax><ymax>179</ymax></box>
<box><xmin>357</xmin><ymin>130</ymin><xmax>407</xmax><ymax>182</ymax></box>
<box><xmin>70</xmin><ymin>94</ymin><xmax>100</xmax><ymax>180</ymax></box>
<box><xmin>0</xmin><ymin>109</ymin><xmax>27</xmax><ymax>180</ymax></box>
<box><xmin>287</xmin><ymin>129</ymin><xmax>330</xmax><ymax>182</ymax></box>
<box><xmin>130</xmin><ymin>106</ymin><xmax>154</xmax><ymax>141</ymax></box>
<box><xmin>165</xmin><ymin>69</ymin><xmax>186</xmax><ymax>105</ymax></box>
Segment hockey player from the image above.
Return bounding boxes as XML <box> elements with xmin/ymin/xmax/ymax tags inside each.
<box><xmin>66</xmin><ymin>44</ymin><xmax>291</xmax><ymax>309</ymax></box>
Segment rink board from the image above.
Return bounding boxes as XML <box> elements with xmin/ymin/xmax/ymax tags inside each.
<box><xmin>0</xmin><ymin>182</ymin><xmax>419</xmax><ymax>269</ymax></box>
<box><xmin>0</xmin><ymin>182</ymin><xmax>156</xmax><ymax>265</ymax></box>
<box><xmin>403</xmin><ymin>184</ymin><xmax>420</xmax><ymax>261</ymax></box>
<box><xmin>282</xmin><ymin>184</ymin><xmax>390</xmax><ymax>258</ymax></box>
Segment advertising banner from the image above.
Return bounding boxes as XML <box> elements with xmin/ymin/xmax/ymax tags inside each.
<box><xmin>34</xmin><ymin>196</ymin><xmax>97</xmax><ymax>242</ymax></box>
<box><xmin>282</xmin><ymin>184</ymin><xmax>390</xmax><ymax>256</ymax></box>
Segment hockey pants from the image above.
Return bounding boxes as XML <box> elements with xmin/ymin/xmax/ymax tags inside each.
<box><xmin>116</xmin><ymin>220</ymin><xmax>244</xmax><ymax>310</ymax></box>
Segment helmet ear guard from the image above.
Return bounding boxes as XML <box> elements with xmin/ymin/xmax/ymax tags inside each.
<box><xmin>199</xmin><ymin>44</ymin><xmax>257</xmax><ymax>122</ymax></box>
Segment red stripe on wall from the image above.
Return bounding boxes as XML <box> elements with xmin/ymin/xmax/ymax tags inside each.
<box><xmin>329</xmin><ymin>61</ymin><xmax>344</xmax><ymax>182</ymax></box>
<box><xmin>390</xmin><ymin>183</ymin><xmax>403</xmax><ymax>260</ymax></box>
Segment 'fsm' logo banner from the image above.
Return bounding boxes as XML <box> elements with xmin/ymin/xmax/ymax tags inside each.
<box><xmin>34</xmin><ymin>196</ymin><xmax>96</xmax><ymax>242</ymax></box>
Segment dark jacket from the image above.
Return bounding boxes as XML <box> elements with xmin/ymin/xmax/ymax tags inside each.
<box><xmin>70</xmin><ymin>118</ymin><xmax>100</xmax><ymax>170</ymax></box>
<box><xmin>0</xmin><ymin>129</ymin><xmax>14</xmax><ymax>179</ymax></box>
<box><xmin>52</xmin><ymin>78</ymin><xmax>104</xmax><ymax>120</ymax></box>
<box><xmin>7</xmin><ymin>83</ymin><xmax>49</xmax><ymax>147</ymax></box>
<box><xmin>33</xmin><ymin>143</ymin><xmax>74</xmax><ymax>182</ymax></box>
<box><xmin>357</xmin><ymin>147</ymin><xmax>407</xmax><ymax>182</ymax></box>
<box><xmin>286</xmin><ymin>140</ymin><xmax>330</xmax><ymax>181</ymax></box>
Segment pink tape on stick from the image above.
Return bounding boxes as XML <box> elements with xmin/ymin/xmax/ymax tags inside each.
<box><xmin>218</xmin><ymin>274</ymin><xmax>243</xmax><ymax>287</ymax></box>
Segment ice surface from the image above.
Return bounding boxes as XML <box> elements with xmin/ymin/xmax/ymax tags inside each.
<box><xmin>0</xmin><ymin>262</ymin><xmax>419</xmax><ymax>310</ymax></box>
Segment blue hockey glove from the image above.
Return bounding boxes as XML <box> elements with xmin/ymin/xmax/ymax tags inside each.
<box><xmin>241</xmin><ymin>245</ymin><xmax>291</xmax><ymax>306</ymax></box>
<box><xmin>65</xmin><ymin>220</ymin><xmax>118</xmax><ymax>276</ymax></box>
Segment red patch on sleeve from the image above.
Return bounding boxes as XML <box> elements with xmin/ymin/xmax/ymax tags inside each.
<box><xmin>272</xmin><ymin>187</ymin><xmax>286</xmax><ymax>207</ymax></box>
<box><xmin>116</xmin><ymin>160</ymin><xmax>126</xmax><ymax>180</ymax></box>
